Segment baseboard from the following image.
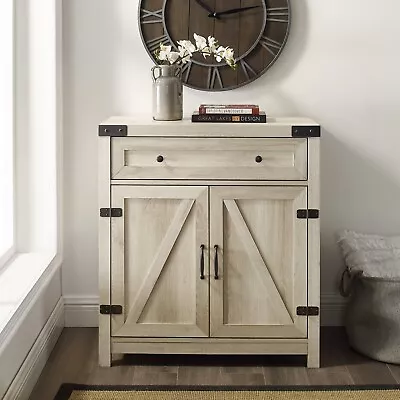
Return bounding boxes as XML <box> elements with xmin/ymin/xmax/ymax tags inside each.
<box><xmin>63</xmin><ymin>293</ymin><xmax>347</xmax><ymax>327</ymax></box>
<box><xmin>4</xmin><ymin>297</ymin><xmax>65</xmax><ymax>400</ymax></box>
<box><xmin>64</xmin><ymin>295</ymin><xmax>99</xmax><ymax>327</ymax></box>
<box><xmin>320</xmin><ymin>293</ymin><xmax>347</xmax><ymax>326</ymax></box>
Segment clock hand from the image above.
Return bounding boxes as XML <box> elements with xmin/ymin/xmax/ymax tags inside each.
<box><xmin>211</xmin><ymin>5</ymin><xmax>261</xmax><ymax>18</ymax></box>
<box><xmin>194</xmin><ymin>0</ymin><xmax>220</xmax><ymax>19</ymax></box>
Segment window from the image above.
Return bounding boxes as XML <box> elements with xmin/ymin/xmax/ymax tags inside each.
<box><xmin>0</xmin><ymin>1</ymin><xmax>14</xmax><ymax>268</ymax></box>
<box><xmin>0</xmin><ymin>0</ymin><xmax>62</xmax><ymax>336</ymax></box>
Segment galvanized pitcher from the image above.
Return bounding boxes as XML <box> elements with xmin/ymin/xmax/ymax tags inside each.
<box><xmin>152</xmin><ymin>65</ymin><xmax>183</xmax><ymax>121</ymax></box>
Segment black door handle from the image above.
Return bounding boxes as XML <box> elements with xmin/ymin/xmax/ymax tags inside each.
<box><xmin>200</xmin><ymin>244</ymin><xmax>205</xmax><ymax>279</ymax></box>
<box><xmin>214</xmin><ymin>245</ymin><xmax>219</xmax><ymax>279</ymax></box>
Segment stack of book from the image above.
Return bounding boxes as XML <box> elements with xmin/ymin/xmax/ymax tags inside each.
<box><xmin>192</xmin><ymin>104</ymin><xmax>267</xmax><ymax>123</ymax></box>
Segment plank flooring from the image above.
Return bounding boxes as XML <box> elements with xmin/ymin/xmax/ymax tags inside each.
<box><xmin>29</xmin><ymin>327</ymin><xmax>399</xmax><ymax>400</ymax></box>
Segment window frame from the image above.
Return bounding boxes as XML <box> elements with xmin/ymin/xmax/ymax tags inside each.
<box><xmin>0</xmin><ymin>0</ymin><xmax>63</xmax><ymax>336</ymax></box>
<box><xmin>0</xmin><ymin>0</ymin><xmax>16</xmax><ymax>271</ymax></box>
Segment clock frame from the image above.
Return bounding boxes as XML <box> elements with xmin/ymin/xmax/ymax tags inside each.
<box><xmin>139</xmin><ymin>0</ymin><xmax>291</xmax><ymax>91</ymax></box>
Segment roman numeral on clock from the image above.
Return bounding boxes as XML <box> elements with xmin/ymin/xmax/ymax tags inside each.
<box><xmin>240</xmin><ymin>60</ymin><xmax>258</xmax><ymax>80</ymax></box>
<box><xmin>207</xmin><ymin>67</ymin><xmax>223</xmax><ymax>89</ymax></box>
<box><xmin>140</xmin><ymin>8</ymin><xmax>163</xmax><ymax>24</ymax></box>
<box><xmin>146</xmin><ymin>34</ymin><xmax>170</xmax><ymax>53</ymax></box>
<box><xmin>259</xmin><ymin>36</ymin><xmax>282</xmax><ymax>56</ymax></box>
<box><xmin>266</xmin><ymin>7</ymin><xmax>289</xmax><ymax>23</ymax></box>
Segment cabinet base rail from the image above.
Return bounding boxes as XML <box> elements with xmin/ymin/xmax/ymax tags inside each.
<box><xmin>111</xmin><ymin>338</ymin><xmax>308</xmax><ymax>355</ymax></box>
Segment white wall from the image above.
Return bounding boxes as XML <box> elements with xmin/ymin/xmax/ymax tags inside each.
<box><xmin>62</xmin><ymin>0</ymin><xmax>400</xmax><ymax>324</ymax></box>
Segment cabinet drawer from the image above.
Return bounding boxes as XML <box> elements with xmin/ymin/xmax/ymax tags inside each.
<box><xmin>111</xmin><ymin>138</ymin><xmax>307</xmax><ymax>180</ymax></box>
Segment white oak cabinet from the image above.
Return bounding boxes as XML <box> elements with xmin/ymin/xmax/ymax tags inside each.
<box><xmin>99</xmin><ymin>117</ymin><xmax>320</xmax><ymax>368</ymax></box>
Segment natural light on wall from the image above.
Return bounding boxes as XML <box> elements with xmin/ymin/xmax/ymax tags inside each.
<box><xmin>0</xmin><ymin>0</ymin><xmax>61</xmax><ymax>335</ymax></box>
<box><xmin>0</xmin><ymin>1</ymin><xmax>14</xmax><ymax>268</ymax></box>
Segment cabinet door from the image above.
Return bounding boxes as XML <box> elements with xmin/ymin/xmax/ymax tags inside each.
<box><xmin>210</xmin><ymin>186</ymin><xmax>308</xmax><ymax>338</ymax></box>
<box><xmin>111</xmin><ymin>186</ymin><xmax>209</xmax><ymax>337</ymax></box>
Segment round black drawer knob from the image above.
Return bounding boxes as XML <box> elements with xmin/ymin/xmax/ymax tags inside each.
<box><xmin>157</xmin><ymin>155</ymin><xmax>164</xmax><ymax>163</ymax></box>
<box><xmin>255</xmin><ymin>155</ymin><xmax>263</xmax><ymax>163</ymax></box>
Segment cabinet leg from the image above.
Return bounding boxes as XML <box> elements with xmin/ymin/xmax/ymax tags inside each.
<box><xmin>99</xmin><ymin>347</ymin><xmax>111</xmax><ymax>367</ymax></box>
<box><xmin>307</xmin><ymin>317</ymin><xmax>320</xmax><ymax>368</ymax></box>
<box><xmin>99</xmin><ymin>314</ymin><xmax>111</xmax><ymax>366</ymax></box>
<box><xmin>98</xmin><ymin>328</ymin><xmax>111</xmax><ymax>367</ymax></box>
<box><xmin>307</xmin><ymin>352</ymin><xmax>320</xmax><ymax>368</ymax></box>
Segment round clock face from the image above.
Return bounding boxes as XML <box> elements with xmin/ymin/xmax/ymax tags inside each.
<box><xmin>139</xmin><ymin>0</ymin><xmax>290</xmax><ymax>91</ymax></box>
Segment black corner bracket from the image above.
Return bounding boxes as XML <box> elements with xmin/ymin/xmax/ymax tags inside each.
<box><xmin>100</xmin><ymin>305</ymin><xmax>123</xmax><ymax>315</ymax></box>
<box><xmin>296</xmin><ymin>306</ymin><xmax>319</xmax><ymax>316</ymax></box>
<box><xmin>297</xmin><ymin>209</ymin><xmax>320</xmax><ymax>219</ymax></box>
<box><xmin>100</xmin><ymin>208</ymin><xmax>123</xmax><ymax>218</ymax></box>
<box><xmin>99</xmin><ymin>125</ymin><xmax>127</xmax><ymax>137</ymax></box>
<box><xmin>292</xmin><ymin>126</ymin><xmax>321</xmax><ymax>138</ymax></box>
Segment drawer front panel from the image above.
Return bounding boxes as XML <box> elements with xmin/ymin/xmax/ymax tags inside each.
<box><xmin>111</xmin><ymin>138</ymin><xmax>307</xmax><ymax>181</ymax></box>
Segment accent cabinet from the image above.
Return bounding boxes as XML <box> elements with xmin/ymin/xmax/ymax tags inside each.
<box><xmin>98</xmin><ymin>116</ymin><xmax>320</xmax><ymax>368</ymax></box>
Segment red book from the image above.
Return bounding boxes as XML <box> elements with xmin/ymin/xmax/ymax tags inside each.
<box><xmin>199</xmin><ymin>104</ymin><xmax>260</xmax><ymax>115</ymax></box>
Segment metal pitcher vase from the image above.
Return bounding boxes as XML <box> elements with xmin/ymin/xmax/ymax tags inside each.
<box><xmin>152</xmin><ymin>64</ymin><xmax>183</xmax><ymax>121</ymax></box>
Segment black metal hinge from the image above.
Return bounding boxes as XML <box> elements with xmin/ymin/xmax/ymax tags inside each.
<box><xmin>297</xmin><ymin>209</ymin><xmax>319</xmax><ymax>219</ymax></box>
<box><xmin>99</xmin><ymin>125</ymin><xmax>127</xmax><ymax>137</ymax></box>
<box><xmin>100</xmin><ymin>208</ymin><xmax>123</xmax><ymax>217</ymax></box>
<box><xmin>292</xmin><ymin>126</ymin><xmax>321</xmax><ymax>138</ymax></box>
<box><xmin>100</xmin><ymin>305</ymin><xmax>123</xmax><ymax>315</ymax></box>
<box><xmin>297</xmin><ymin>306</ymin><xmax>319</xmax><ymax>316</ymax></box>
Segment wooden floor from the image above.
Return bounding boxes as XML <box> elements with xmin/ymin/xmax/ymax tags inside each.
<box><xmin>30</xmin><ymin>328</ymin><xmax>400</xmax><ymax>400</ymax></box>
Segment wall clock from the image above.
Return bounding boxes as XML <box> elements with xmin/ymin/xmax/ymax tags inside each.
<box><xmin>138</xmin><ymin>0</ymin><xmax>290</xmax><ymax>91</ymax></box>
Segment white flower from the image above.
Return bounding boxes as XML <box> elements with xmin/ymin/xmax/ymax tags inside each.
<box><xmin>154</xmin><ymin>33</ymin><xmax>236</xmax><ymax>69</ymax></box>
<box><xmin>214</xmin><ymin>45</ymin><xmax>226</xmax><ymax>62</ymax></box>
<box><xmin>223</xmin><ymin>47</ymin><xmax>234</xmax><ymax>60</ymax></box>
<box><xmin>194</xmin><ymin>33</ymin><xmax>208</xmax><ymax>51</ymax></box>
<box><xmin>167</xmin><ymin>51</ymin><xmax>180</xmax><ymax>64</ymax></box>
<box><xmin>177</xmin><ymin>40</ymin><xmax>196</xmax><ymax>55</ymax></box>
<box><xmin>207</xmin><ymin>36</ymin><xmax>218</xmax><ymax>53</ymax></box>
<box><xmin>212</xmin><ymin>46</ymin><xmax>235</xmax><ymax>65</ymax></box>
<box><xmin>158</xmin><ymin>44</ymin><xmax>172</xmax><ymax>61</ymax></box>
<box><xmin>178</xmin><ymin>46</ymin><xmax>187</xmax><ymax>58</ymax></box>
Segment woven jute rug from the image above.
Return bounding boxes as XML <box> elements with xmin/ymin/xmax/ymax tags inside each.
<box><xmin>54</xmin><ymin>384</ymin><xmax>400</xmax><ymax>400</ymax></box>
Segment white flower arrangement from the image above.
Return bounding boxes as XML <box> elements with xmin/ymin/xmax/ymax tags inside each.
<box><xmin>154</xmin><ymin>33</ymin><xmax>236</xmax><ymax>69</ymax></box>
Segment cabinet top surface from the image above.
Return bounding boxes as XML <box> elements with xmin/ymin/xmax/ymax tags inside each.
<box><xmin>99</xmin><ymin>116</ymin><xmax>320</xmax><ymax>138</ymax></box>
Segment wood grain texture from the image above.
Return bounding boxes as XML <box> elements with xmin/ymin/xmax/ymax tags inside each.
<box><xmin>101</xmin><ymin>116</ymin><xmax>319</xmax><ymax>138</ymax></box>
<box><xmin>111</xmin><ymin>186</ymin><xmax>209</xmax><ymax>338</ymax></box>
<box><xmin>125</xmin><ymin>199</ymin><xmax>195</xmax><ymax>324</ymax></box>
<box><xmin>139</xmin><ymin>0</ymin><xmax>289</xmax><ymax>90</ymax></box>
<box><xmin>98</xmin><ymin>137</ymin><xmax>111</xmax><ymax>367</ymax></box>
<box><xmin>100</xmin><ymin>118</ymin><xmax>320</xmax><ymax>367</ymax></box>
<box><xmin>29</xmin><ymin>328</ymin><xmax>400</xmax><ymax>400</ymax></box>
<box><xmin>177</xmin><ymin>366</ymin><xmax>222</xmax><ymax>385</ymax></box>
<box><xmin>237</xmin><ymin>0</ymin><xmax>265</xmax><ymax>85</ymax></box>
<box><xmin>345</xmin><ymin>353</ymin><xmax>397</xmax><ymax>385</ymax></box>
<box><xmin>111</xmin><ymin>341</ymin><xmax>308</xmax><ymax>355</ymax></box>
<box><xmin>388</xmin><ymin>365</ymin><xmax>400</xmax><ymax>384</ymax></box>
<box><xmin>112</xmin><ymin>137</ymin><xmax>307</xmax><ymax>181</ymax></box>
<box><xmin>210</xmin><ymin>186</ymin><xmax>307</xmax><ymax>338</ymax></box>
<box><xmin>306</xmin><ymin>327</ymin><xmax>352</xmax><ymax>385</ymax></box>
<box><xmin>188</xmin><ymin>0</ymin><xmax>216</xmax><ymax>88</ymax></box>
<box><xmin>223</xmin><ymin>199</ymin><xmax>292</xmax><ymax>324</ymax></box>
<box><xmin>110</xmin><ymin>337</ymin><xmax>308</xmax><ymax>344</ymax></box>
<box><xmin>139</xmin><ymin>0</ymin><xmax>166</xmax><ymax>58</ymax></box>
<box><xmin>263</xmin><ymin>366</ymin><xmax>310</xmax><ymax>385</ymax></box>
<box><xmin>307</xmin><ymin>139</ymin><xmax>320</xmax><ymax>368</ymax></box>
<box><xmin>112</xmin><ymin>180</ymin><xmax>310</xmax><ymax>187</ymax></box>
<box><xmin>211</xmin><ymin>0</ymin><xmax>241</xmax><ymax>89</ymax></box>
